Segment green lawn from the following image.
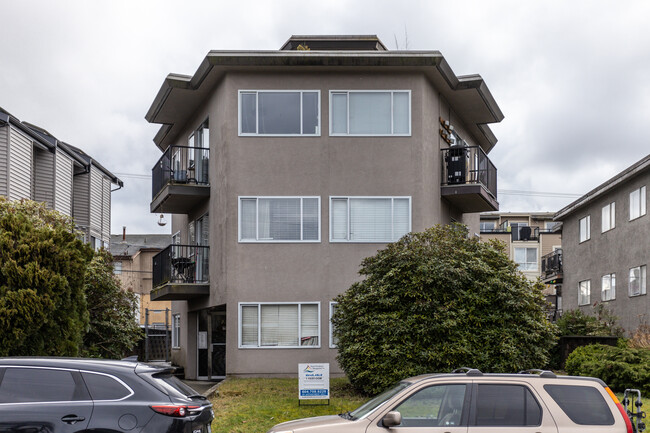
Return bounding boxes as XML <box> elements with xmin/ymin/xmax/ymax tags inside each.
<box><xmin>209</xmin><ymin>378</ymin><xmax>367</xmax><ymax>433</ymax></box>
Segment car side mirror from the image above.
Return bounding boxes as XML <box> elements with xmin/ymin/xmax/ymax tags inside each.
<box><xmin>382</xmin><ymin>411</ymin><xmax>402</xmax><ymax>427</ymax></box>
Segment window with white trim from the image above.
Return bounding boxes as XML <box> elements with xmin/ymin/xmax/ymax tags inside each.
<box><xmin>514</xmin><ymin>247</ymin><xmax>538</xmax><ymax>271</ymax></box>
<box><xmin>113</xmin><ymin>261</ymin><xmax>122</xmax><ymax>275</ymax></box>
<box><xmin>330</xmin><ymin>197</ymin><xmax>410</xmax><ymax>242</ymax></box>
<box><xmin>330</xmin><ymin>90</ymin><xmax>411</xmax><ymax>136</ymax></box>
<box><xmin>329</xmin><ymin>302</ymin><xmax>338</xmax><ymax>348</ymax></box>
<box><xmin>630</xmin><ymin>186</ymin><xmax>647</xmax><ymax>220</ymax></box>
<box><xmin>629</xmin><ymin>265</ymin><xmax>647</xmax><ymax>297</ymax></box>
<box><xmin>579</xmin><ymin>216</ymin><xmax>590</xmax><ymax>243</ymax></box>
<box><xmin>239</xmin><ymin>90</ymin><xmax>320</xmax><ymax>136</ymax></box>
<box><xmin>239</xmin><ymin>303</ymin><xmax>320</xmax><ymax>348</ymax></box>
<box><xmin>239</xmin><ymin>197</ymin><xmax>320</xmax><ymax>242</ymax></box>
<box><xmin>601</xmin><ymin>273</ymin><xmax>616</xmax><ymax>301</ymax></box>
<box><xmin>172</xmin><ymin>314</ymin><xmax>181</xmax><ymax>349</ymax></box>
<box><xmin>578</xmin><ymin>280</ymin><xmax>591</xmax><ymax>306</ymax></box>
<box><xmin>601</xmin><ymin>202</ymin><xmax>615</xmax><ymax>232</ymax></box>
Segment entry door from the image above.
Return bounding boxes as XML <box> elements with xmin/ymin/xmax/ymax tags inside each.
<box><xmin>197</xmin><ymin>309</ymin><xmax>226</xmax><ymax>380</ymax></box>
<box><xmin>211</xmin><ymin>311</ymin><xmax>226</xmax><ymax>378</ymax></box>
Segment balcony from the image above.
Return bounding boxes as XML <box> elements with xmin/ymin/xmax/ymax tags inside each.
<box><xmin>541</xmin><ymin>248</ymin><xmax>563</xmax><ymax>285</ymax></box>
<box><xmin>440</xmin><ymin>146</ymin><xmax>498</xmax><ymax>212</ymax></box>
<box><xmin>151</xmin><ymin>244</ymin><xmax>210</xmax><ymax>301</ymax></box>
<box><xmin>151</xmin><ymin>145</ymin><xmax>210</xmax><ymax>214</ymax></box>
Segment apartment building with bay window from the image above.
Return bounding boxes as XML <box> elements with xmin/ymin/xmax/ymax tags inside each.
<box><xmin>146</xmin><ymin>35</ymin><xmax>503</xmax><ymax>379</ymax></box>
<box><xmin>556</xmin><ymin>154</ymin><xmax>650</xmax><ymax>334</ymax></box>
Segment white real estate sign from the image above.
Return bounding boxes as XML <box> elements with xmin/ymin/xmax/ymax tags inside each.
<box><xmin>298</xmin><ymin>363</ymin><xmax>330</xmax><ymax>399</ymax></box>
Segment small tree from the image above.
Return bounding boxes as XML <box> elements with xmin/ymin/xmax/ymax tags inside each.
<box><xmin>83</xmin><ymin>250</ymin><xmax>143</xmax><ymax>359</ymax></box>
<box><xmin>0</xmin><ymin>198</ymin><xmax>93</xmax><ymax>356</ymax></box>
<box><xmin>332</xmin><ymin>224</ymin><xmax>558</xmax><ymax>395</ymax></box>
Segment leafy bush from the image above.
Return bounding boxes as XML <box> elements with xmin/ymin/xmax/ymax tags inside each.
<box><xmin>556</xmin><ymin>304</ymin><xmax>624</xmax><ymax>337</ymax></box>
<box><xmin>565</xmin><ymin>344</ymin><xmax>650</xmax><ymax>393</ymax></box>
<box><xmin>332</xmin><ymin>224</ymin><xmax>558</xmax><ymax>395</ymax></box>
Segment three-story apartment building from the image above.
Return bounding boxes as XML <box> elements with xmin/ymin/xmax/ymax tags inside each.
<box><xmin>0</xmin><ymin>107</ymin><xmax>122</xmax><ymax>248</ymax></box>
<box><xmin>146</xmin><ymin>35</ymin><xmax>503</xmax><ymax>379</ymax></box>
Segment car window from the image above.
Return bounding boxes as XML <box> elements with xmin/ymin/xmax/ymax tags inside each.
<box><xmin>544</xmin><ymin>384</ymin><xmax>615</xmax><ymax>425</ymax></box>
<box><xmin>475</xmin><ymin>384</ymin><xmax>541</xmax><ymax>426</ymax></box>
<box><xmin>349</xmin><ymin>382</ymin><xmax>411</xmax><ymax>419</ymax></box>
<box><xmin>0</xmin><ymin>367</ymin><xmax>84</xmax><ymax>403</ymax></box>
<box><xmin>393</xmin><ymin>384</ymin><xmax>467</xmax><ymax>427</ymax></box>
<box><xmin>82</xmin><ymin>372</ymin><xmax>132</xmax><ymax>400</ymax></box>
<box><xmin>150</xmin><ymin>372</ymin><xmax>202</xmax><ymax>398</ymax></box>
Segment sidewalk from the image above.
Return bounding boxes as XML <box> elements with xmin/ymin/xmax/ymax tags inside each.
<box><xmin>181</xmin><ymin>379</ymin><xmax>223</xmax><ymax>396</ymax></box>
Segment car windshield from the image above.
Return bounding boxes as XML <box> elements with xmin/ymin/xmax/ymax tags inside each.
<box><xmin>349</xmin><ymin>382</ymin><xmax>411</xmax><ymax>420</ymax></box>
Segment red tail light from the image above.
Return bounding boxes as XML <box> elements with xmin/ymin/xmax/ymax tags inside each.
<box><xmin>150</xmin><ymin>405</ymin><xmax>201</xmax><ymax>417</ymax></box>
<box><xmin>604</xmin><ymin>387</ymin><xmax>634</xmax><ymax>433</ymax></box>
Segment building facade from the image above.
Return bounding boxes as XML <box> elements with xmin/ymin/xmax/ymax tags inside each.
<box><xmin>0</xmin><ymin>107</ymin><xmax>122</xmax><ymax>248</ymax></box>
<box><xmin>556</xmin><ymin>154</ymin><xmax>650</xmax><ymax>334</ymax></box>
<box><xmin>146</xmin><ymin>35</ymin><xmax>504</xmax><ymax>379</ymax></box>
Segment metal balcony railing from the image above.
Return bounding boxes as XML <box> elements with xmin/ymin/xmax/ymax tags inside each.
<box><xmin>152</xmin><ymin>145</ymin><xmax>209</xmax><ymax>199</ymax></box>
<box><xmin>441</xmin><ymin>145</ymin><xmax>497</xmax><ymax>199</ymax></box>
<box><xmin>152</xmin><ymin>244</ymin><xmax>209</xmax><ymax>288</ymax></box>
<box><xmin>541</xmin><ymin>248</ymin><xmax>563</xmax><ymax>278</ymax></box>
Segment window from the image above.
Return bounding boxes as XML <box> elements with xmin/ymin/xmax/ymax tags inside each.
<box><xmin>329</xmin><ymin>302</ymin><xmax>338</xmax><ymax>348</ymax></box>
<box><xmin>601</xmin><ymin>202</ymin><xmax>615</xmax><ymax>232</ymax></box>
<box><xmin>239</xmin><ymin>90</ymin><xmax>320</xmax><ymax>135</ymax></box>
<box><xmin>239</xmin><ymin>302</ymin><xmax>320</xmax><ymax>348</ymax></box>
<box><xmin>514</xmin><ymin>247</ymin><xmax>537</xmax><ymax>271</ymax></box>
<box><xmin>330</xmin><ymin>90</ymin><xmax>410</xmax><ymax>135</ymax></box>
<box><xmin>545</xmin><ymin>221</ymin><xmax>559</xmax><ymax>230</ymax></box>
<box><xmin>0</xmin><ymin>367</ymin><xmax>86</xmax><ymax>403</ymax></box>
<box><xmin>239</xmin><ymin>197</ymin><xmax>320</xmax><ymax>242</ymax></box>
<box><xmin>81</xmin><ymin>372</ymin><xmax>132</xmax><ymax>400</ymax></box>
<box><xmin>172</xmin><ymin>314</ymin><xmax>181</xmax><ymax>348</ymax></box>
<box><xmin>601</xmin><ymin>273</ymin><xmax>616</xmax><ymax>301</ymax></box>
<box><xmin>475</xmin><ymin>384</ymin><xmax>541</xmax><ymax>426</ymax></box>
<box><xmin>578</xmin><ymin>280</ymin><xmax>591</xmax><ymax>306</ymax></box>
<box><xmin>393</xmin><ymin>384</ymin><xmax>467</xmax><ymax>427</ymax></box>
<box><xmin>330</xmin><ymin>197</ymin><xmax>410</xmax><ymax>242</ymax></box>
<box><xmin>480</xmin><ymin>221</ymin><xmax>496</xmax><ymax>231</ymax></box>
<box><xmin>188</xmin><ymin>120</ymin><xmax>209</xmax><ymax>183</ymax></box>
<box><xmin>629</xmin><ymin>265</ymin><xmax>647</xmax><ymax>297</ymax></box>
<box><xmin>113</xmin><ymin>261</ymin><xmax>122</xmax><ymax>275</ymax></box>
<box><xmin>579</xmin><ymin>215</ymin><xmax>590</xmax><ymax>243</ymax></box>
<box><xmin>544</xmin><ymin>384</ymin><xmax>615</xmax><ymax>425</ymax></box>
<box><xmin>630</xmin><ymin>186</ymin><xmax>647</xmax><ymax>220</ymax></box>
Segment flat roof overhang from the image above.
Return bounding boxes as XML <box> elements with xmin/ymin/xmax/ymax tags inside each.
<box><xmin>441</xmin><ymin>184</ymin><xmax>499</xmax><ymax>212</ymax></box>
<box><xmin>146</xmin><ymin>51</ymin><xmax>503</xmax><ymax>153</ymax></box>
<box><xmin>150</xmin><ymin>184</ymin><xmax>210</xmax><ymax>214</ymax></box>
<box><xmin>150</xmin><ymin>283</ymin><xmax>210</xmax><ymax>301</ymax></box>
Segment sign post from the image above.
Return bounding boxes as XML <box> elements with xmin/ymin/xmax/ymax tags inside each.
<box><xmin>298</xmin><ymin>363</ymin><xmax>330</xmax><ymax>405</ymax></box>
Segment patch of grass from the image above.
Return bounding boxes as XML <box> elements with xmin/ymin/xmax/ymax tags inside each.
<box><xmin>210</xmin><ymin>377</ymin><xmax>367</xmax><ymax>433</ymax></box>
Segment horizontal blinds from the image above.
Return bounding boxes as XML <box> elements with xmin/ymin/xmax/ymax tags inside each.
<box><xmin>261</xmin><ymin>304</ymin><xmax>299</xmax><ymax>346</ymax></box>
<box><xmin>241</xmin><ymin>305</ymin><xmax>259</xmax><ymax>346</ymax></box>
<box><xmin>349</xmin><ymin>92</ymin><xmax>391</xmax><ymax>134</ymax></box>
<box><xmin>240</xmin><ymin>197</ymin><xmax>319</xmax><ymax>241</ymax></box>
<box><xmin>331</xmin><ymin>199</ymin><xmax>348</xmax><ymax>240</ymax></box>
<box><xmin>300</xmin><ymin>304</ymin><xmax>319</xmax><ymax>346</ymax></box>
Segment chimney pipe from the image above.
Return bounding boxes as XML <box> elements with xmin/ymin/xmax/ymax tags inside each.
<box><xmin>122</xmin><ymin>226</ymin><xmax>126</xmax><ymax>241</ymax></box>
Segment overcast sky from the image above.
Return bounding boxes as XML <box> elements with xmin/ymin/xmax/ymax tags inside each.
<box><xmin>1</xmin><ymin>0</ymin><xmax>648</xmax><ymax>234</ymax></box>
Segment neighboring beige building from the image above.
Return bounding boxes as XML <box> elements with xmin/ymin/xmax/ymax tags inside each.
<box><xmin>110</xmin><ymin>233</ymin><xmax>172</xmax><ymax>327</ymax></box>
<box><xmin>146</xmin><ymin>35</ymin><xmax>504</xmax><ymax>379</ymax></box>
<box><xmin>0</xmin><ymin>107</ymin><xmax>122</xmax><ymax>248</ymax></box>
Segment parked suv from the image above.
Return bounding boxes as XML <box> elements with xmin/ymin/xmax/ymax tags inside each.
<box><xmin>268</xmin><ymin>368</ymin><xmax>645</xmax><ymax>433</ymax></box>
<box><xmin>0</xmin><ymin>357</ymin><xmax>213</xmax><ymax>433</ymax></box>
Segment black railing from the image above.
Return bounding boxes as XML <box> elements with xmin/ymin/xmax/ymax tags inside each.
<box><xmin>441</xmin><ymin>145</ymin><xmax>497</xmax><ymax>198</ymax></box>
<box><xmin>152</xmin><ymin>244</ymin><xmax>209</xmax><ymax>288</ymax></box>
<box><xmin>541</xmin><ymin>249</ymin><xmax>563</xmax><ymax>278</ymax></box>
<box><xmin>152</xmin><ymin>145</ymin><xmax>209</xmax><ymax>199</ymax></box>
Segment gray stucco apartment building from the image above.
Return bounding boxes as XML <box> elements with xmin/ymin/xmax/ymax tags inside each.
<box><xmin>146</xmin><ymin>35</ymin><xmax>503</xmax><ymax>379</ymax></box>
<box><xmin>555</xmin><ymin>154</ymin><xmax>650</xmax><ymax>334</ymax></box>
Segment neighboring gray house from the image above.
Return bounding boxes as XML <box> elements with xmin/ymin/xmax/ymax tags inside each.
<box><xmin>146</xmin><ymin>35</ymin><xmax>503</xmax><ymax>379</ymax></box>
<box><xmin>0</xmin><ymin>107</ymin><xmax>122</xmax><ymax>248</ymax></box>
<box><xmin>555</xmin><ymin>154</ymin><xmax>649</xmax><ymax>334</ymax></box>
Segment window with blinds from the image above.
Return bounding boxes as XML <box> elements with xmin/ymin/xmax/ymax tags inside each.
<box><xmin>239</xmin><ymin>303</ymin><xmax>320</xmax><ymax>348</ymax></box>
<box><xmin>330</xmin><ymin>90</ymin><xmax>411</xmax><ymax>136</ymax></box>
<box><xmin>330</xmin><ymin>197</ymin><xmax>411</xmax><ymax>242</ymax></box>
<box><xmin>239</xmin><ymin>90</ymin><xmax>320</xmax><ymax>136</ymax></box>
<box><xmin>239</xmin><ymin>197</ymin><xmax>320</xmax><ymax>242</ymax></box>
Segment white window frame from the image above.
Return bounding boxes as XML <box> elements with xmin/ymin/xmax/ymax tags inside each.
<box><xmin>238</xmin><ymin>90</ymin><xmax>321</xmax><ymax>136</ymax></box>
<box><xmin>629</xmin><ymin>265</ymin><xmax>647</xmax><ymax>297</ymax></box>
<box><xmin>113</xmin><ymin>261</ymin><xmax>122</xmax><ymax>275</ymax></box>
<box><xmin>329</xmin><ymin>196</ymin><xmax>412</xmax><ymax>243</ymax></box>
<box><xmin>172</xmin><ymin>314</ymin><xmax>181</xmax><ymax>349</ymax></box>
<box><xmin>238</xmin><ymin>302</ymin><xmax>321</xmax><ymax>349</ymax></box>
<box><xmin>238</xmin><ymin>196</ymin><xmax>321</xmax><ymax>243</ymax></box>
<box><xmin>578</xmin><ymin>280</ymin><xmax>591</xmax><ymax>306</ymax></box>
<box><xmin>329</xmin><ymin>90</ymin><xmax>412</xmax><ymax>136</ymax></box>
<box><xmin>579</xmin><ymin>215</ymin><xmax>590</xmax><ymax>243</ymax></box>
<box><xmin>513</xmin><ymin>246</ymin><xmax>538</xmax><ymax>271</ymax></box>
<box><xmin>329</xmin><ymin>302</ymin><xmax>338</xmax><ymax>349</ymax></box>
<box><xmin>601</xmin><ymin>273</ymin><xmax>616</xmax><ymax>301</ymax></box>
<box><xmin>630</xmin><ymin>186</ymin><xmax>647</xmax><ymax>221</ymax></box>
<box><xmin>601</xmin><ymin>202</ymin><xmax>616</xmax><ymax>233</ymax></box>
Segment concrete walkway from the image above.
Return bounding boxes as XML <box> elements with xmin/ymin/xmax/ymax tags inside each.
<box><xmin>181</xmin><ymin>379</ymin><xmax>223</xmax><ymax>397</ymax></box>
